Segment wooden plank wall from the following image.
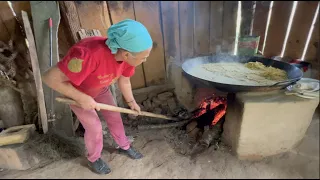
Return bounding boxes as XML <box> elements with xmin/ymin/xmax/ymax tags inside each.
<box><xmin>254</xmin><ymin>1</ymin><xmax>319</xmax><ymax>63</ymax></box>
<box><xmin>0</xmin><ymin>1</ymin><xmax>319</xmax><ymax>91</ymax></box>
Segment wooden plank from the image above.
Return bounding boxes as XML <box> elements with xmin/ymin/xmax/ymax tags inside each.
<box><xmin>161</xmin><ymin>1</ymin><xmax>180</xmax><ymax>62</ymax></box>
<box><xmin>108</xmin><ymin>1</ymin><xmax>145</xmax><ymax>89</ymax></box>
<box><xmin>305</xmin><ymin>17</ymin><xmax>319</xmax><ymax>61</ymax></box>
<box><xmin>108</xmin><ymin>1</ymin><xmax>135</xmax><ymax>23</ymax></box>
<box><xmin>21</xmin><ymin>10</ymin><xmax>48</xmax><ymax>134</ymax></box>
<box><xmin>133</xmin><ymin>1</ymin><xmax>166</xmax><ymax>86</ymax></box>
<box><xmin>179</xmin><ymin>1</ymin><xmax>194</xmax><ymax>60</ymax></box>
<box><xmin>285</xmin><ymin>1</ymin><xmax>319</xmax><ymax>59</ymax></box>
<box><xmin>194</xmin><ymin>1</ymin><xmax>211</xmax><ymax>56</ymax></box>
<box><xmin>59</xmin><ymin>1</ymin><xmax>82</xmax><ymax>44</ymax></box>
<box><xmin>222</xmin><ymin>1</ymin><xmax>238</xmax><ymax>53</ymax></box>
<box><xmin>74</xmin><ymin>1</ymin><xmax>111</xmax><ymax>37</ymax></box>
<box><xmin>263</xmin><ymin>1</ymin><xmax>293</xmax><ymax>58</ymax></box>
<box><xmin>210</xmin><ymin>1</ymin><xmax>224</xmax><ymax>54</ymax></box>
<box><xmin>161</xmin><ymin>1</ymin><xmax>181</xmax><ymax>102</ymax></box>
<box><xmin>240</xmin><ymin>1</ymin><xmax>255</xmax><ymax>36</ymax></box>
<box><xmin>179</xmin><ymin>1</ymin><xmax>195</xmax><ymax>110</ymax></box>
<box><xmin>30</xmin><ymin>1</ymin><xmax>74</xmax><ymax>136</ymax></box>
<box><xmin>252</xmin><ymin>1</ymin><xmax>271</xmax><ymax>51</ymax></box>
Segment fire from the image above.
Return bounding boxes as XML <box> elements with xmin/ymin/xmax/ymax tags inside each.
<box><xmin>192</xmin><ymin>96</ymin><xmax>227</xmax><ymax>126</ymax></box>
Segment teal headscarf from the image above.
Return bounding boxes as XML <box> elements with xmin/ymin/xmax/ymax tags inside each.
<box><xmin>106</xmin><ymin>19</ymin><xmax>153</xmax><ymax>54</ymax></box>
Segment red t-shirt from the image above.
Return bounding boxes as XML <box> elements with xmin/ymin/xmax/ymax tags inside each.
<box><xmin>57</xmin><ymin>37</ymin><xmax>135</xmax><ymax>98</ymax></box>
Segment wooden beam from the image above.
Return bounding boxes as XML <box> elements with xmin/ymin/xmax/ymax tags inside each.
<box><xmin>59</xmin><ymin>1</ymin><xmax>82</xmax><ymax>44</ymax></box>
<box><xmin>74</xmin><ymin>1</ymin><xmax>111</xmax><ymax>36</ymax></box>
<box><xmin>21</xmin><ymin>10</ymin><xmax>48</xmax><ymax>134</ymax></box>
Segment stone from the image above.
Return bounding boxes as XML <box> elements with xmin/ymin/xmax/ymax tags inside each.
<box><xmin>157</xmin><ymin>92</ymin><xmax>174</xmax><ymax>101</ymax></box>
<box><xmin>134</xmin><ymin>94</ymin><xmax>148</xmax><ymax>104</ymax></box>
<box><xmin>167</xmin><ymin>98</ymin><xmax>177</xmax><ymax>114</ymax></box>
<box><xmin>151</xmin><ymin>102</ymin><xmax>160</xmax><ymax>109</ymax></box>
<box><xmin>142</xmin><ymin>99</ymin><xmax>152</xmax><ymax>111</ymax></box>
<box><xmin>152</xmin><ymin>108</ymin><xmax>162</xmax><ymax>114</ymax></box>
<box><xmin>0</xmin><ymin>142</ymin><xmax>40</xmax><ymax>170</ymax></box>
<box><xmin>0</xmin><ymin>87</ymin><xmax>25</xmax><ymax>128</ymax></box>
<box><xmin>152</xmin><ymin>97</ymin><xmax>162</xmax><ymax>106</ymax></box>
<box><xmin>222</xmin><ymin>91</ymin><xmax>320</xmax><ymax>161</ymax></box>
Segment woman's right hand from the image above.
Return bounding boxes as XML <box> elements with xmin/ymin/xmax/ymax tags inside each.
<box><xmin>76</xmin><ymin>95</ymin><xmax>100</xmax><ymax>111</ymax></box>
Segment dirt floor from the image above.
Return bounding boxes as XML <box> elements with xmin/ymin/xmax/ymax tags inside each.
<box><xmin>1</xmin><ymin>110</ymin><xmax>319</xmax><ymax>179</ymax></box>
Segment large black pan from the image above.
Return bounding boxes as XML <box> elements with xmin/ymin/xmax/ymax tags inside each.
<box><xmin>181</xmin><ymin>54</ymin><xmax>303</xmax><ymax>93</ymax></box>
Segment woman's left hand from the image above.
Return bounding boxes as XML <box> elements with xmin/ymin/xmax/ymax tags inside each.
<box><xmin>128</xmin><ymin>100</ymin><xmax>141</xmax><ymax>116</ymax></box>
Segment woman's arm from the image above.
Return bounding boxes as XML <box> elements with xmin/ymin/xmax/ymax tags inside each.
<box><xmin>42</xmin><ymin>65</ymin><xmax>100</xmax><ymax>110</ymax></box>
<box><xmin>118</xmin><ymin>75</ymin><xmax>141</xmax><ymax>113</ymax></box>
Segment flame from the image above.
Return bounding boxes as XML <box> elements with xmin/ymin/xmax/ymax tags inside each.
<box><xmin>193</xmin><ymin>96</ymin><xmax>227</xmax><ymax>126</ymax></box>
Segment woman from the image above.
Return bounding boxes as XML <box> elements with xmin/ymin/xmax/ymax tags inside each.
<box><xmin>42</xmin><ymin>19</ymin><xmax>153</xmax><ymax>174</ymax></box>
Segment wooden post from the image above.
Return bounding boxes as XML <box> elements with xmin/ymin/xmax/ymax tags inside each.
<box><xmin>58</xmin><ymin>1</ymin><xmax>82</xmax><ymax>44</ymax></box>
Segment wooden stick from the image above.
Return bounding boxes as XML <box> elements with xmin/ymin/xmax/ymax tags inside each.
<box><xmin>22</xmin><ymin>11</ymin><xmax>48</xmax><ymax>134</ymax></box>
<box><xmin>55</xmin><ymin>97</ymin><xmax>180</xmax><ymax>121</ymax></box>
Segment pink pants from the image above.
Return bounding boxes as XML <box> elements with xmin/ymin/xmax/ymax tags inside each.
<box><xmin>70</xmin><ymin>87</ymin><xmax>130</xmax><ymax>162</ymax></box>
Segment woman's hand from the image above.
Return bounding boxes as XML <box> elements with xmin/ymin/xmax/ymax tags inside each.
<box><xmin>128</xmin><ymin>100</ymin><xmax>141</xmax><ymax>116</ymax></box>
<box><xmin>77</xmin><ymin>94</ymin><xmax>100</xmax><ymax>111</ymax></box>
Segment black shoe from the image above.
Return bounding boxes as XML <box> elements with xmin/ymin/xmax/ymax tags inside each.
<box><xmin>119</xmin><ymin>147</ymin><xmax>143</xmax><ymax>159</ymax></box>
<box><xmin>88</xmin><ymin>158</ymin><xmax>111</xmax><ymax>174</ymax></box>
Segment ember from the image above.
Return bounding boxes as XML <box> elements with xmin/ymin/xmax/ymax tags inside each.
<box><xmin>192</xmin><ymin>96</ymin><xmax>227</xmax><ymax>126</ymax></box>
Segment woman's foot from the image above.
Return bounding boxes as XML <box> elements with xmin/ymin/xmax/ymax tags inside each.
<box><xmin>119</xmin><ymin>147</ymin><xmax>143</xmax><ymax>159</ymax></box>
<box><xmin>88</xmin><ymin>158</ymin><xmax>111</xmax><ymax>174</ymax></box>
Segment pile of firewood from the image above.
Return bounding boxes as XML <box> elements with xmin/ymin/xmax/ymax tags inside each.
<box><xmin>0</xmin><ymin>39</ymin><xmax>38</xmax><ymax>126</ymax></box>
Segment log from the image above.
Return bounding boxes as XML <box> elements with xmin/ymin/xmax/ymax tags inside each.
<box><xmin>137</xmin><ymin>119</ymin><xmax>191</xmax><ymax>130</ymax></box>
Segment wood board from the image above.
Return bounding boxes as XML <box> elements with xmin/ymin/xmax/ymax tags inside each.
<box><xmin>252</xmin><ymin>1</ymin><xmax>271</xmax><ymax>51</ymax></box>
<box><xmin>108</xmin><ymin>1</ymin><xmax>146</xmax><ymax>89</ymax></box>
<box><xmin>194</xmin><ymin>1</ymin><xmax>211</xmax><ymax>56</ymax></box>
<box><xmin>284</xmin><ymin>1</ymin><xmax>318</xmax><ymax>59</ymax></box>
<box><xmin>263</xmin><ymin>1</ymin><xmax>293</xmax><ymax>57</ymax></box>
<box><xmin>210</xmin><ymin>1</ymin><xmax>224</xmax><ymax>54</ymax></box>
<box><xmin>222</xmin><ymin>1</ymin><xmax>238</xmax><ymax>54</ymax></box>
<box><xmin>134</xmin><ymin>1</ymin><xmax>166</xmax><ymax>86</ymax></box>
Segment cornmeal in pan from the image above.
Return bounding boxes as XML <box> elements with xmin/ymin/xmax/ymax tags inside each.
<box><xmin>189</xmin><ymin>62</ymin><xmax>288</xmax><ymax>86</ymax></box>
